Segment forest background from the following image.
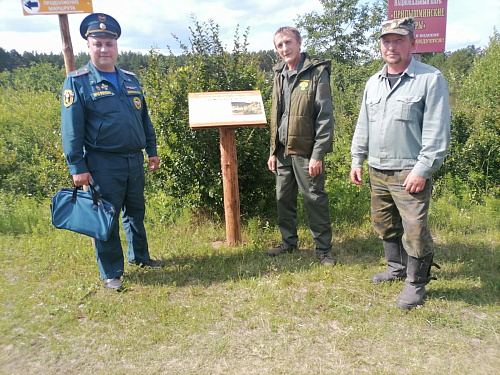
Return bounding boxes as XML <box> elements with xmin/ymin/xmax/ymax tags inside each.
<box><xmin>1</xmin><ymin>3</ymin><xmax>499</xmax><ymax>221</ymax></box>
<box><xmin>0</xmin><ymin>0</ymin><xmax>499</xmax><ymax>373</ymax></box>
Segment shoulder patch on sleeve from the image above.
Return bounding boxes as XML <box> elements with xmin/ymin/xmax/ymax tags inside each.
<box><xmin>68</xmin><ymin>67</ymin><xmax>90</xmax><ymax>77</ymax></box>
<box><xmin>63</xmin><ymin>89</ymin><xmax>75</xmax><ymax>107</ymax></box>
<box><xmin>120</xmin><ymin>69</ymin><xmax>136</xmax><ymax>76</ymax></box>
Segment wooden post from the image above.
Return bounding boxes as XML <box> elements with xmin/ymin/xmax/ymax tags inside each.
<box><xmin>188</xmin><ymin>91</ymin><xmax>266</xmax><ymax>246</ymax></box>
<box><xmin>58</xmin><ymin>14</ymin><xmax>75</xmax><ymax>74</ymax></box>
<box><xmin>58</xmin><ymin>14</ymin><xmax>93</xmax><ymax>246</ymax></box>
<box><xmin>219</xmin><ymin>128</ymin><xmax>242</xmax><ymax>245</ymax></box>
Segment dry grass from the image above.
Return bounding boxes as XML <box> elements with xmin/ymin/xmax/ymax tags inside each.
<box><xmin>0</xmin><ymin>203</ymin><xmax>499</xmax><ymax>375</ymax></box>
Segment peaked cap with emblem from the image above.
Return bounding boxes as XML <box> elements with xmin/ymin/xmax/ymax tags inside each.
<box><xmin>379</xmin><ymin>17</ymin><xmax>415</xmax><ymax>38</ymax></box>
<box><xmin>80</xmin><ymin>13</ymin><xmax>121</xmax><ymax>40</ymax></box>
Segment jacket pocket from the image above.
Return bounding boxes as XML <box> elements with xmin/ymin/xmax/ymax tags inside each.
<box><xmin>367</xmin><ymin>97</ymin><xmax>381</xmax><ymax>121</ymax></box>
<box><xmin>395</xmin><ymin>96</ymin><xmax>422</xmax><ymax>121</ymax></box>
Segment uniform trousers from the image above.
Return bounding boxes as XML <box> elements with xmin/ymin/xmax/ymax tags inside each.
<box><xmin>86</xmin><ymin>151</ymin><xmax>150</xmax><ymax>279</ymax></box>
<box><xmin>369</xmin><ymin>167</ymin><xmax>434</xmax><ymax>258</ymax></box>
<box><xmin>276</xmin><ymin>149</ymin><xmax>332</xmax><ymax>252</ymax></box>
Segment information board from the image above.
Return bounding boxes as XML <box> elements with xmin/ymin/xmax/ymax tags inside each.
<box><xmin>188</xmin><ymin>91</ymin><xmax>267</xmax><ymax>129</ymax></box>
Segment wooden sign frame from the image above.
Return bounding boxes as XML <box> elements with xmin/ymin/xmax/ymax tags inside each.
<box><xmin>189</xmin><ymin>91</ymin><xmax>266</xmax><ymax>129</ymax></box>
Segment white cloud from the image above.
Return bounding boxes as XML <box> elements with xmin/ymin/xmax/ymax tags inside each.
<box><xmin>1</xmin><ymin>0</ymin><xmax>498</xmax><ymax>56</ymax></box>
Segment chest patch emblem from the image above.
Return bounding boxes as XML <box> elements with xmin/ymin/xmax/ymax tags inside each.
<box><xmin>133</xmin><ymin>97</ymin><xmax>141</xmax><ymax>109</ymax></box>
<box><xmin>63</xmin><ymin>90</ymin><xmax>74</xmax><ymax>107</ymax></box>
<box><xmin>299</xmin><ymin>80</ymin><xmax>310</xmax><ymax>91</ymax></box>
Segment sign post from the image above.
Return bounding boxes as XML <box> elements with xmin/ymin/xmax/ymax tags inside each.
<box><xmin>21</xmin><ymin>0</ymin><xmax>94</xmax><ymax>244</ymax></box>
<box><xmin>388</xmin><ymin>0</ymin><xmax>448</xmax><ymax>53</ymax></box>
<box><xmin>189</xmin><ymin>91</ymin><xmax>267</xmax><ymax>245</ymax></box>
<box><xmin>21</xmin><ymin>0</ymin><xmax>94</xmax><ymax>73</ymax></box>
<box><xmin>58</xmin><ymin>15</ymin><xmax>75</xmax><ymax>74</ymax></box>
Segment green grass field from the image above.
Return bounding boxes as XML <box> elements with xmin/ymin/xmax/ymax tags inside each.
<box><xmin>0</xmin><ymin>197</ymin><xmax>499</xmax><ymax>374</ymax></box>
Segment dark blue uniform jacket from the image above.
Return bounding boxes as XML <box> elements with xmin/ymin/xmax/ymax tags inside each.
<box><xmin>61</xmin><ymin>61</ymin><xmax>157</xmax><ymax>175</ymax></box>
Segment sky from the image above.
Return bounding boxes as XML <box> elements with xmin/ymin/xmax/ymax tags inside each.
<box><xmin>1</xmin><ymin>0</ymin><xmax>499</xmax><ymax>56</ymax></box>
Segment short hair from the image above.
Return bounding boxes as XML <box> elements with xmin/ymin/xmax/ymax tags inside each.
<box><xmin>274</xmin><ymin>26</ymin><xmax>301</xmax><ymax>43</ymax></box>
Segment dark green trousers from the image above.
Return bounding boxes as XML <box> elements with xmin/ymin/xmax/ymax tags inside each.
<box><xmin>276</xmin><ymin>151</ymin><xmax>332</xmax><ymax>252</ymax></box>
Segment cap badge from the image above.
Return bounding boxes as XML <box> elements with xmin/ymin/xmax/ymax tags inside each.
<box><xmin>98</xmin><ymin>14</ymin><xmax>106</xmax><ymax>22</ymax></box>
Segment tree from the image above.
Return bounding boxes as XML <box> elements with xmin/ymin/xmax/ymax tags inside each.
<box><xmin>0</xmin><ymin>61</ymin><xmax>65</xmax><ymax>94</ymax></box>
<box><xmin>0</xmin><ymin>49</ymin><xmax>23</xmax><ymax>71</ymax></box>
<box><xmin>296</xmin><ymin>0</ymin><xmax>386</xmax><ymax>64</ymax></box>
<box><xmin>143</xmin><ymin>17</ymin><xmax>275</xmax><ymax>219</ymax></box>
<box><xmin>438</xmin><ymin>32</ymin><xmax>500</xmax><ymax>199</ymax></box>
<box><xmin>251</xmin><ymin>50</ymin><xmax>278</xmax><ymax>72</ymax></box>
<box><xmin>442</xmin><ymin>45</ymin><xmax>483</xmax><ymax>96</ymax></box>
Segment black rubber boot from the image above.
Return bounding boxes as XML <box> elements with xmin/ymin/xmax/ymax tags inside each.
<box><xmin>371</xmin><ymin>237</ymin><xmax>408</xmax><ymax>284</ymax></box>
<box><xmin>396</xmin><ymin>253</ymin><xmax>440</xmax><ymax>310</ymax></box>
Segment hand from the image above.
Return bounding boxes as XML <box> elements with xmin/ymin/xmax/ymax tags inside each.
<box><xmin>403</xmin><ymin>172</ymin><xmax>427</xmax><ymax>193</ymax></box>
<box><xmin>148</xmin><ymin>156</ymin><xmax>160</xmax><ymax>171</ymax></box>
<box><xmin>350</xmin><ymin>168</ymin><xmax>363</xmax><ymax>185</ymax></box>
<box><xmin>267</xmin><ymin>155</ymin><xmax>277</xmax><ymax>174</ymax></box>
<box><xmin>72</xmin><ymin>172</ymin><xmax>92</xmax><ymax>187</ymax></box>
<box><xmin>309</xmin><ymin>158</ymin><xmax>323</xmax><ymax>177</ymax></box>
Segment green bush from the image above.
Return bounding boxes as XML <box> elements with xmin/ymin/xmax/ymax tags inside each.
<box><xmin>143</xmin><ymin>18</ymin><xmax>275</xmax><ymax>220</ymax></box>
<box><xmin>0</xmin><ymin>62</ymin><xmax>69</xmax><ymax>197</ymax></box>
<box><xmin>438</xmin><ymin>32</ymin><xmax>500</xmax><ymax>200</ymax></box>
<box><xmin>0</xmin><ymin>87</ymin><xmax>68</xmax><ymax>197</ymax></box>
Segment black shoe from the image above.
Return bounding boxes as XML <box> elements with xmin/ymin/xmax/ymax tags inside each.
<box><xmin>317</xmin><ymin>251</ymin><xmax>336</xmax><ymax>266</ymax></box>
<box><xmin>128</xmin><ymin>259</ymin><xmax>162</xmax><ymax>269</ymax></box>
<box><xmin>267</xmin><ymin>244</ymin><xmax>297</xmax><ymax>256</ymax></box>
<box><xmin>103</xmin><ymin>277</ymin><xmax>122</xmax><ymax>290</ymax></box>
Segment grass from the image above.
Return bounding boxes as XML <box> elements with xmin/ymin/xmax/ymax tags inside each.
<box><xmin>0</xmin><ymin>197</ymin><xmax>499</xmax><ymax>374</ymax></box>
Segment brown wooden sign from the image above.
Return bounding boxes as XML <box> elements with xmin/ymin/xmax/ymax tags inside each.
<box><xmin>188</xmin><ymin>90</ymin><xmax>268</xmax><ymax>245</ymax></box>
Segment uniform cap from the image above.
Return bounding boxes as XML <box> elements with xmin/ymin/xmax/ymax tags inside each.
<box><xmin>80</xmin><ymin>13</ymin><xmax>121</xmax><ymax>40</ymax></box>
<box><xmin>379</xmin><ymin>17</ymin><xmax>415</xmax><ymax>38</ymax></box>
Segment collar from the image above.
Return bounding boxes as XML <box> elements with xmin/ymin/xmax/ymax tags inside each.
<box><xmin>378</xmin><ymin>57</ymin><xmax>416</xmax><ymax>81</ymax></box>
<box><xmin>86</xmin><ymin>61</ymin><xmax>131</xmax><ymax>84</ymax></box>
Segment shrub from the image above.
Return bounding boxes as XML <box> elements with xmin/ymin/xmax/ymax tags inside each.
<box><xmin>143</xmin><ymin>18</ymin><xmax>275</xmax><ymax>220</ymax></box>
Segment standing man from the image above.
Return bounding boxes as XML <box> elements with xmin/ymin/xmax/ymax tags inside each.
<box><xmin>61</xmin><ymin>13</ymin><xmax>161</xmax><ymax>290</ymax></box>
<box><xmin>267</xmin><ymin>26</ymin><xmax>335</xmax><ymax>266</ymax></box>
<box><xmin>350</xmin><ymin>18</ymin><xmax>450</xmax><ymax>309</ymax></box>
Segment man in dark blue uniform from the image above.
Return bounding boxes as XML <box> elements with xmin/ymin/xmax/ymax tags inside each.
<box><xmin>61</xmin><ymin>13</ymin><xmax>161</xmax><ymax>290</ymax></box>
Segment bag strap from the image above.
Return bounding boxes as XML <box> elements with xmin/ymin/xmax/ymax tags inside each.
<box><xmin>71</xmin><ymin>187</ymin><xmax>78</xmax><ymax>204</ymax></box>
<box><xmin>71</xmin><ymin>183</ymin><xmax>103</xmax><ymax>211</ymax></box>
<box><xmin>88</xmin><ymin>184</ymin><xmax>101</xmax><ymax>211</ymax></box>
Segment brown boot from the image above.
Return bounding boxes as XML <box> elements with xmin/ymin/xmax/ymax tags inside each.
<box><xmin>371</xmin><ymin>237</ymin><xmax>407</xmax><ymax>284</ymax></box>
<box><xmin>396</xmin><ymin>253</ymin><xmax>440</xmax><ymax>310</ymax></box>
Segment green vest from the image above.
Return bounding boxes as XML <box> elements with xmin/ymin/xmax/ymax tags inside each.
<box><xmin>270</xmin><ymin>54</ymin><xmax>331</xmax><ymax>157</ymax></box>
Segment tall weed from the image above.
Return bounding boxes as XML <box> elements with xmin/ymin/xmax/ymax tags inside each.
<box><xmin>0</xmin><ymin>194</ymin><xmax>50</xmax><ymax>235</ymax></box>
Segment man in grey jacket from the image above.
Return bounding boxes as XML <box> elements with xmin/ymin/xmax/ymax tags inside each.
<box><xmin>267</xmin><ymin>26</ymin><xmax>335</xmax><ymax>266</ymax></box>
<box><xmin>350</xmin><ymin>18</ymin><xmax>450</xmax><ymax>309</ymax></box>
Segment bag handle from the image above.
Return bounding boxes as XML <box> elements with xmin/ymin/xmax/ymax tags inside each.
<box><xmin>71</xmin><ymin>183</ymin><xmax>102</xmax><ymax>212</ymax></box>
